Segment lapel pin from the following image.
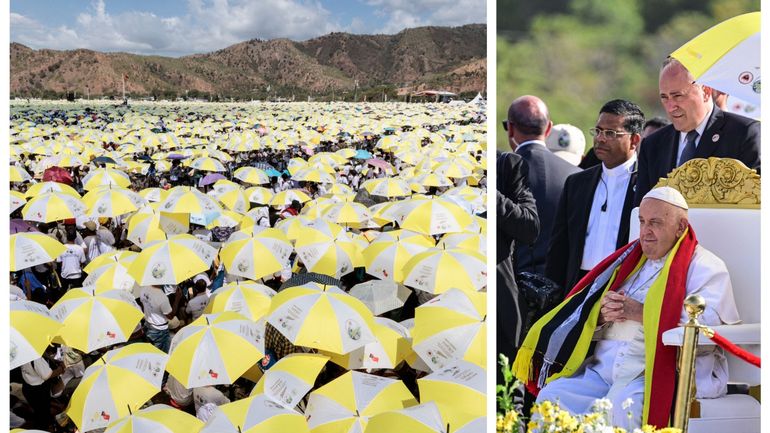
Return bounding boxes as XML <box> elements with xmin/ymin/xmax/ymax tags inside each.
<box><xmin>712</xmin><ymin>133</ymin><xmax>720</xmax><ymax>142</ymax></box>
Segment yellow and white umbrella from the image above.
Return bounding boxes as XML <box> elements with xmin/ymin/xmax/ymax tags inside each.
<box><xmin>362</xmin><ymin>230</ymin><xmax>435</xmax><ymax>282</ymax></box>
<box><xmin>158</xmin><ymin>186</ymin><xmax>223</xmax><ymax>215</ymax></box>
<box><xmin>126</xmin><ymin>208</ymin><xmax>189</xmax><ymax>248</ymax></box>
<box><xmin>362</xmin><ymin>178</ymin><xmax>412</xmax><ymax>198</ymax></box>
<box><xmin>215</xmin><ymin>188</ymin><xmax>251</xmax><ymax>213</ymax></box>
<box><xmin>167</xmin><ymin>312</ymin><xmax>265</xmax><ymax>388</ymax></box>
<box><xmin>10</xmin><ymin>165</ymin><xmax>33</xmax><ymax>182</ymax></box>
<box><xmin>324</xmin><ymin>183</ymin><xmax>355</xmax><ymax>197</ymax></box>
<box><xmin>246</xmin><ymin>186</ymin><xmax>274</xmax><ymax>205</ymax></box>
<box><xmin>204</xmin><ymin>281</ymin><xmax>276</xmax><ymax>321</ymax></box>
<box><xmin>417</xmin><ymin>361</ymin><xmax>485</xmax><ymax>430</ymax></box>
<box><xmin>206</xmin><ymin>209</ymin><xmax>243</xmax><ymax>229</ymax></box>
<box><xmin>85</xmin><ymin>250</ymin><xmax>138</xmax><ymax>274</ymax></box>
<box><xmin>51</xmin><ymin>288</ymin><xmax>143</xmax><ymax>352</ymax></box>
<box><xmin>412</xmin><ymin>289</ymin><xmax>486</xmax><ymax>369</ymax></box>
<box><xmin>321</xmin><ymin>201</ymin><xmax>373</xmax><ymax>225</ymax></box>
<box><xmin>292</xmin><ymin>167</ymin><xmax>336</xmax><ymax>184</ymax></box>
<box><xmin>234</xmin><ymin>166</ymin><xmax>271</xmax><ymax>185</ymax></box>
<box><xmin>11</xmin><ymin>190</ymin><xmax>27</xmax><ymax>213</ymax></box>
<box><xmin>83</xmin><ymin>186</ymin><xmax>148</xmax><ymax>218</ymax></box>
<box><xmin>82</xmin><ymin>257</ymin><xmax>140</xmax><ymax>295</ymax></box>
<box><xmin>671</xmin><ymin>12</ymin><xmax>760</xmax><ymax>107</ymax></box>
<box><xmin>401</xmin><ymin>248</ymin><xmax>487</xmax><ymax>294</ymax></box>
<box><xmin>128</xmin><ymin>234</ymin><xmax>217</xmax><ymax>286</ymax></box>
<box><xmin>270</xmin><ymin>189</ymin><xmax>312</xmax><ymax>207</ymax></box>
<box><xmin>219</xmin><ymin>229</ymin><xmax>293</xmax><ymax>281</ymax></box>
<box><xmin>67</xmin><ymin>343</ymin><xmax>168</xmax><ymax>432</ymax></box>
<box><xmin>10</xmin><ymin>232</ymin><xmax>66</xmax><ymax>271</ymax></box>
<box><xmin>437</xmin><ymin>232</ymin><xmax>486</xmax><ymax>256</ymax></box>
<box><xmin>305</xmin><ymin>370</ymin><xmax>418</xmax><ymax>433</ymax></box>
<box><xmin>138</xmin><ymin>187</ymin><xmax>170</xmax><ymax>203</ymax></box>
<box><xmin>364</xmin><ymin>402</ymin><xmax>446</xmax><ymax>433</ymax></box>
<box><xmin>83</xmin><ymin>167</ymin><xmax>131</xmax><ymax>190</ymax></box>
<box><xmin>295</xmin><ymin>227</ymin><xmax>363</xmax><ymax>278</ymax></box>
<box><xmin>199</xmin><ymin>394</ymin><xmax>310</xmax><ymax>433</ymax></box>
<box><xmin>266</xmin><ymin>283</ymin><xmax>376</xmax><ymax>354</ymax></box>
<box><xmin>188</xmin><ymin>156</ymin><xmax>227</xmax><ymax>172</ymax></box>
<box><xmin>22</xmin><ymin>191</ymin><xmax>87</xmax><ymax>223</ymax></box>
<box><xmin>104</xmin><ymin>404</ymin><xmax>203</xmax><ymax>433</ymax></box>
<box><xmin>10</xmin><ymin>300</ymin><xmax>64</xmax><ymax>369</ymax></box>
<box><xmin>24</xmin><ymin>181</ymin><xmax>80</xmax><ymax>198</ymax></box>
<box><xmin>275</xmin><ymin>215</ymin><xmax>317</xmax><ymax>242</ymax></box>
<box><xmin>324</xmin><ymin>317</ymin><xmax>411</xmax><ymax>371</ymax></box>
<box><xmin>391</xmin><ymin>197</ymin><xmax>474</xmax><ymax>236</ymax></box>
<box><xmin>249</xmin><ymin>353</ymin><xmax>329</xmax><ymax>408</ymax></box>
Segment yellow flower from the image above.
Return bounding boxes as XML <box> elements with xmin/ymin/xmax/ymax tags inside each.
<box><xmin>496</xmin><ymin>414</ymin><xmax>504</xmax><ymax>431</ymax></box>
<box><xmin>655</xmin><ymin>429</ymin><xmax>682</xmax><ymax>433</ymax></box>
<box><xmin>527</xmin><ymin>420</ymin><xmax>538</xmax><ymax>432</ymax></box>
<box><xmin>640</xmin><ymin>426</ymin><xmax>656</xmax><ymax>433</ymax></box>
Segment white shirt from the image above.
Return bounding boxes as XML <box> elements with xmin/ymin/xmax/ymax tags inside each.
<box><xmin>676</xmin><ymin>103</ymin><xmax>714</xmax><ymax>165</ymax></box>
<box><xmin>57</xmin><ymin>243</ymin><xmax>87</xmax><ymax>279</ymax></box>
<box><xmin>140</xmin><ymin>286</ymin><xmax>173</xmax><ymax>330</ymax></box>
<box><xmin>186</xmin><ymin>293</ymin><xmax>210</xmax><ymax>321</ymax></box>
<box><xmin>21</xmin><ymin>357</ymin><xmax>53</xmax><ymax>386</ymax></box>
<box><xmin>581</xmin><ymin>156</ymin><xmax>637</xmax><ymax>270</ymax></box>
<box><xmin>590</xmin><ymin>245</ymin><xmax>740</xmax><ymax>399</ymax></box>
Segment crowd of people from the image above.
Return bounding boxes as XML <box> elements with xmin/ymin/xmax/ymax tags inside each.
<box><xmin>497</xmin><ymin>57</ymin><xmax>760</xmax><ymax>429</ymax></box>
<box><xmin>10</xmin><ymin>100</ymin><xmax>488</xmax><ymax>432</ymax></box>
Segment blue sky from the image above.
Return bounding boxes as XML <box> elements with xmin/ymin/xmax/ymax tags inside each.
<box><xmin>10</xmin><ymin>0</ymin><xmax>486</xmax><ymax>57</ymax></box>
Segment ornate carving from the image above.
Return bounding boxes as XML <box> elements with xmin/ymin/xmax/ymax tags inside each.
<box><xmin>654</xmin><ymin>157</ymin><xmax>760</xmax><ymax>207</ymax></box>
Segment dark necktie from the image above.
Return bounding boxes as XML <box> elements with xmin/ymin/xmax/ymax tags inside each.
<box><xmin>678</xmin><ymin>130</ymin><xmax>699</xmax><ymax>166</ymax></box>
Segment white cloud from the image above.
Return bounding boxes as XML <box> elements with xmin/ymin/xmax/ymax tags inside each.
<box><xmin>10</xmin><ymin>0</ymin><xmax>344</xmax><ymax>56</ymax></box>
<box><xmin>366</xmin><ymin>0</ymin><xmax>486</xmax><ymax>34</ymax></box>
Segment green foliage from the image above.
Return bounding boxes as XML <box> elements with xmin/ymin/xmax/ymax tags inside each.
<box><xmin>496</xmin><ymin>0</ymin><xmax>758</xmax><ymax>151</ymax></box>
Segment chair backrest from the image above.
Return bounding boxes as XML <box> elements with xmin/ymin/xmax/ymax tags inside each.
<box><xmin>630</xmin><ymin>157</ymin><xmax>760</xmax><ymax>386</ymax></box>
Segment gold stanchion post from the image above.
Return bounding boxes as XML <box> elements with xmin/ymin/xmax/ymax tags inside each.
<box><xmin>672</xmin><ymin>294</ymin><xmax>706</xmax><ymax>432</ymax></box>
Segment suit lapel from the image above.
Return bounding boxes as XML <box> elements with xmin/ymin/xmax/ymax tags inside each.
<box><xmin>578</xmin><ymin>167</ymin><xmax>602</xmax><ymax>236</ymax></box>
<box><xmin>695</xmin><ymin>105</ymin><xmax>724</xmax><ymax>159</ymax></box>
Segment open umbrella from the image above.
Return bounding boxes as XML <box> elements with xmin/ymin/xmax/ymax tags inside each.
<box><xmin>324</xmin><ymin>317</ymin><xmax>411</xmax><ymax>371</ymax></box>
<box><xmin>67</xmin><ymin>343</ymin><xmax>168</xmax><ymax>432</ymax></box>
<box><xmin>348</xmin><ymin>280</ymin><xmax>412</xmax><ymax>316</ymax></box>
<box><xmin>249</xmin><ymin>353</ymin><xmax>329</xmax><ymax>409</ymax></box>
<box><xmin>51</xmin><ymin>288</ymin><xmax>143</xmax><ymax>352</ymax></box>
<box><xmin>104</xmin><ymin>404</ymin><xmax>203</xmax><ymax>433</ymax></box>
<box><xmin>199</xmin><ymin>172</ymin><xmax>227</xmax><ymax>187</ymax></box>
<box><xmin>10</xmin><ymin>165</ymin><xmax>33</xmax><ymax>182</ymax></box>
<box><xmin>401</xmin><ymin>247</ymin><xmax>487</xmax><ymax>294</ymax></box>
<box><xmin>204</xmin><ymin>281</ymin><xmax>276</xmax><ymax>321</ymax></box>
<box><xmin>24</xmin><ymin>181</ymin><xmax>80</xmax><ymax>198</ymax></box>
<box><xmin>416</xmin><ymin>361</ymin><xmax>485</xmax><ymax>430</ymax></box>
<box><xmin>11</xmin><ymin>191</ymin><xmax>27</xmax><ymax>214</ymax></box>
<box><xmin>22</xmin><ymin>191</ymin><xmax>87</xmax><ymax>223</ymax></box>
<box><xmin>305</xmin><ymin>370</ymin><xmax>418</xmax><ymax>433</ymax></box>
<box><xmin>10</xmin><ymin>219</ymin><xmax>39</xmax><ymax>234</ymax></box>
<box><xmin>219</xmin><ymin>229</ymin><xmax>293</xmax><ymax>281</ymax></box>
<box><xmin>364</xmin><ymin>402</ymin><xmax>446</xmax><ymax>433</ymax></box>
<box><xmin>199</xmin><ymin>394</ymin><xmax>310</xmax><ymax>433</ymax></box>
<box><xmin>83</xmin><ymin>167</ymin><xmax>131</xmax><ymax>190</ymax></box>
<box><xmin>128</xmin><ymin>234</ymin><xmax>217</xmax><ymax>286</ymax></box>
<box><xmin>10</xmin><ymin>300</ymin><xmax>64</xmax><ymax>369</ymax></box>
<box><xmin>671</xmin><ymin>12</ymin><xmax>760</xmax><ymax>108</ymax></box>
<box><xmin>10</xmin><ymin>232</ymin><xmax>66</xmax><ymax>272</ymax></box>
<box><xmin>166</xmin><ymin>312</ymin><xmax>265</xmax><ymax>388</ymax></box>
<box><xmin>42</xmin><ymin>166</ymin><xmax>73</xmax><ymax>184</ymax></box>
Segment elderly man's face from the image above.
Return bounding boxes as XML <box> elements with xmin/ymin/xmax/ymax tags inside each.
<box><xmin>638</xmin><ymin>198</ymin><xmax>688</xmax><ymax>260</ymax></box>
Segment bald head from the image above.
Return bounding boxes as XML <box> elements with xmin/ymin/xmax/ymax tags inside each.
<box><xmin>507</xmin><ymin>95</ymin><xmax>551</xmax><ymax>138</ymax></box>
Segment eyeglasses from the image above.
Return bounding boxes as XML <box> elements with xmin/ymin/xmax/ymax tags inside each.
<box><xmin>660</xmin><ymin>81</ymin><xmax>697</xmax><ymax>103</ymax></box>
<box><xmin>588</xmin><ymin>128</ymin><xmax>632</xmax><ymax>139</ymax></box>
<box><xmin>501</xmin><ymin>120</ymin><xmax>510</xmax><ymax>131</ymax></box>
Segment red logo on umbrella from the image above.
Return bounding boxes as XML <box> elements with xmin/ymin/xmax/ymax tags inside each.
<box><xmin>101</xmin><ymin>411</ymin><xmax>110</xmax><ymax>421</ymax></box>
<box><xmin>209</xmin><ymin>370</ymin><xmax>218</xmax><ymax>379</ymax></box>
<box><xmin>106</xmin><ymin>331</ymin><xmax>116</xmax><ymax>339</ymax></box>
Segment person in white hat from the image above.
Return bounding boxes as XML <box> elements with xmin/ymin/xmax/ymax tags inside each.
<box><xmin>517</xmin><ymin>186</ymin><xmax>740</xmax><ymax>430</ymax></box>
<box><xmin>545</xmin><ymin>124</ymin><xmax>586</xmax><ymax>166</ymax></box>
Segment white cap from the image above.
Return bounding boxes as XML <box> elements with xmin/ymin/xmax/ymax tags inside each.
<box><xmin>642</xmin><ymin>186</ymin><xmax>689</xmax><ymax>210</ymax></box>
<box><xmin>545</xmin><ymin>124</ymin><xmax>586</xmax><ymax>166</ymax></box>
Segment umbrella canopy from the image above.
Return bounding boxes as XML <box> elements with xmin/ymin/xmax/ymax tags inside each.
<box><xmin>83</xmin><ymin>167</ymin><xmax>131</xmax><ymax>190</ymax></box>
<box><xmin>10</xmin><ymin>232</ymin><xmax>66</xmax><ymax>272</ymax></box>
<box><xmin>128</xmin><ymin>234</ymin><xmax>217</xmax><ymax>285</ymax></box>
<box><xmin>199</xmin><ymin>394</ymin><xmax>310</xmax><ymax>433</ymax></box>
<box><xmin>348</xmin><ymin>280</ymin><xmax>413</xmax><ymax>316</ymax></box>
<box><xmin>437</xmin><ymin>232</ymin><xmax>486</xmax><ymax>256</ymax></box>
<box><xmin>42</xmin><ymin>166</ymin><xmax>73</xmax><ymax>184</ymax></box>
<box><xmin>364</xmin><ymin>402</ymin><xmax>446</xmax><ymax>433</ymax></box>
<box><xmin>362</xmin><ymin>178</ymin><xmax>412</xmax><ymax>198</ymax></box>
<box><xmin>412</xmin><ymin>289</ymin><xmax>486</xmax><ymax>369</ymax></box>
<box><xmin>234</xmin><ymin>166</ymin><xmax>271</xmax><ymax>185</ymax></box>
<box><xmin>416</xmin><ymin>361</ymin><xmax>485</xmax><ymax>430</ymax></box>
<box><xmin>51</xmin><ymin>288</ymin><xmax>143</xmax><ymax>352</ymax></box>
<box><xmin>11</xmin><ymin>190</ymin><xmax>27</xmax><ymax>214</ymax></box>
<box><xmin>159</xmin><ymin>186</ymin><xmax>223</xmax><ymax>214</ymax></box>
<box><xmin>166</xmin><ymin>312</ymin><xmax>265</xmax><ymax>388</ymax></box>
<box><xmin>104</xmin><ymin>404</ymin><xmax>203</xmax><ymax>433</ymax></box>
<box><xmin>204</xmin><ymin>281</ymin><xmax>277</xmax><ymax>321</ymax></box>
<box><xmin>10</xmin><ymin>219</ymin><xmax>39</xmax><ymax>234</ymax></box>
<box><xmin>266</xmin><ymin>283</ymin><xmax>376</xmax><ymax>354</ymax></box>
<box><xmin>10</xmin><ymin>300</ymin><xmax>64</xmax><ymax>369</ymax></box>
<box><xmin>189</xmin><ymin>156</ymin><xmax>227</xmax><ymax>172</ymax></box>
<box><xmin>305</xmin><ymin>371</ymin><xmax>418</xmax><ymax>432</ymax></box>
<box><xmin>324</xmin><ymin>317</ymin><xmax>411</xmax><ymax>371</ymax></box>
<box><xmin>219</xmin><ymin>229</ymin><xmax>293</xmax><ymax>281</ymax></box>
<box><xmin>279</xmin><ymin>272</ymin><xmax>343</xmax><ymax>291</ymax></box>
<box><xmin>270</xmin><ymin>189</ymin><xmax>312</xmax><ymax>207</ymax></box>
<box><xmin>126</xmin><ymin>208</ymin><xmax>189</xmax><ymax>248</ymax></box>
<box><xmin>215</xmin><ymin>188</ymin><xmax>251</xmax><ymax>213</ymax></box>
<box><xmin>249</xmin><ymin>353</ymin><xmax>329</xmax><ymax>409</ymax></box>
<box><xmin>83</xmin><ymin>186</ymin><xmax>148</xmax><ymax>218</ymax></box>
<box><xmin>401</xmin><ymin>247</ymin><xmax>487</xmax><ymax>294</ymax></box>
<box><xmin>24</xmin><ymin>181</ymin><xmax>80</xmax><ymax>198</ymax></box>
<box><xmin>82</xmin><ymin>257</ymin><xmax>140</xmax><ymax>295</ymax></box>
<box><xmin>321</xmin><ymin>201</ymin><xmax>373</xmax><ymax>225</ymax></box>
<box><xmin>295</xmin><ymin>226</ymin><xmax>363</xmax><ymax>279</ymax></box>
<box><xmin>199</xmin><ymin>172</ymin><xmax>227</xmax><ymax>187</ymax></box>
<box><xmin>67</xmin><ymin>343</ymin><xmax>168</xmax><ymax>432</ymax></box>
<box><xmin>22</xmin><ymin>191</ymin><xmax>87</xmax><ymax>223</ymax></box>
<box><xmin>246</xmin><ymin>186</ymin><xmax>274</xmax><ymax>204</ymax></box>
<box><xmin>362</xmin><ymin>230</ymin><xmax>435</xmax><ymax>282</ymax></box>
<box><xmin>292</xmin><ymin>167</ymin><xmax>336</xmax><ymax>184</ymax></box>
<box><xmin>390</xmin><ymin>197</ymin><xmax>474</xmax><ymax>236</ymax></box>
<box><xmin>10</xmin><ymin>165</ymin><xmax>33</xmax><ymax>182</ymax></box>
<box><xmin>671</xmin><ymin>12</ymin><xmax>760</xmax><ymax>108</ymax></box>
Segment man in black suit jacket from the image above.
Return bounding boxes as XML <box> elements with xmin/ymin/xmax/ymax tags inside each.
<box><xmin>506</xmin><ymin>96</ymin><xmax>581</xmax><ymax>275</ymax></box>
<box><xmin>634</xmin><ymin>58</ymin><xmax>760</xmax><ymax>205</ymax></box>
<box><xmin>496</xmin><ymin>150</ymin><xmax>539</xmax><ymax>368</ymax></box>
<box><xmin>546</xmin><ymin>100</ymin><xmax>644</xmax><ymax>294</ymax></box>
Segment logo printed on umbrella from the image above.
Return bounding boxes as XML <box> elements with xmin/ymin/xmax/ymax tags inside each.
<box><xmin>151</xmin><ymin>263</ymin><xmax>166</xmax><ymax>279</ymax></box>
<box><xmin>101</xmin><ymin>411</ymin><xmax>111</xmax><ymax>421</ymax></box>
<box><xmin>106</xmin><ymin>331</ymin><xmax>116</xmax><ymax>339</ymax></box>
<box><xmin>10</xmin><ymin>341</ymin><xmax>17</xmax><ymax>361</ymax></box>
<box><xmin>208</xmin><ymin>369</ymin><xmax>219</xmax><ymax>379</ymax></box>
<box><xmin>752</xmin><ymin>80</ymin><xmax>761</xmax><ymax>94</ymax></box>
<box><xmin>346</xmin><ymin>319</ymin><xmax>362</xmax><ymax>340</ymax></box>
<box><xmin>739</xmin><ymin>71</ymin><xmax>754</xmax><ymax>84</ymax></box>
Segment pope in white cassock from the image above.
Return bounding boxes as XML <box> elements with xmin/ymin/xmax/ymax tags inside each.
<box><xmin>513</xmin><ymin>186</ymin><xmax>739</xmax><ymax>430</ymax></box>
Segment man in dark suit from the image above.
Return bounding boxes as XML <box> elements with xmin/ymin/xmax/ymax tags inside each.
<box><xmin>634</xmin><ymin>58</ymin><xmax>760</xmax><ymax>205</ymax></box>
<box><xmin>497</xmin><ymin>150</ymin><xmax>539</xmax><ymax>370</ymax></box>
<box><xmin>505</xmin><ymin>96</ymin><xmax>580</xmax><ymax>275</ymax></box>
<box><xmin>546</xmin><ymin>100</ymin><xmax>644</xmax><ymax>294</ymax></box>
